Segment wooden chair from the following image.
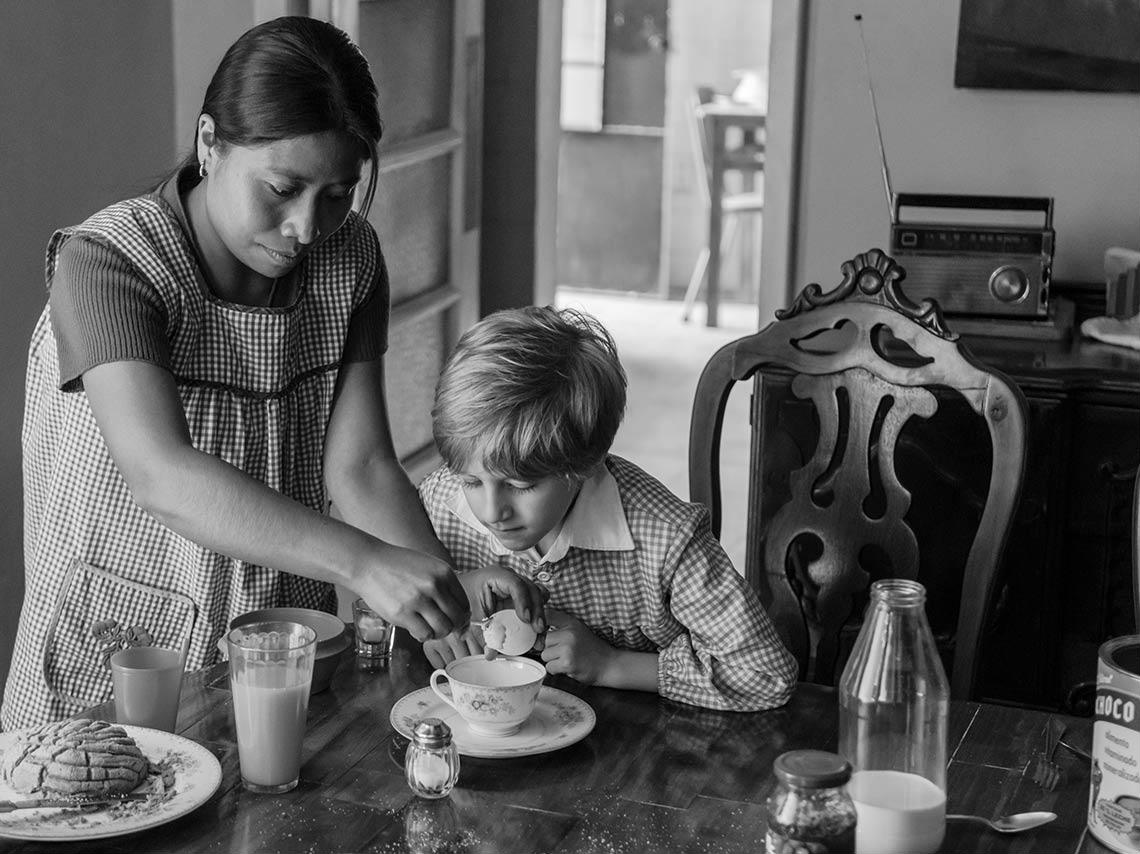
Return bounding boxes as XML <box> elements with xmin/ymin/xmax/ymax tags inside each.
<box><xmin>680</xmin><ymin>86</ymin><xmax>765</xmax><ymax>323</ymax></box>
<box><xmin>688</xmin><ymin>248</ymin><xmax>1028</xmax><ymax>699</ymax></box>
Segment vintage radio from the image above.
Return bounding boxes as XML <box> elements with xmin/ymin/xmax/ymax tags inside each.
<box><xmin>889</xmin><ymin>193</ymin><xmax>1054</xmax><ymax>319</ymax></box>
<box><xmin>855</xmin><ymin>15</ymin><xmax>1058</xmax><ymax>323</ymax></box>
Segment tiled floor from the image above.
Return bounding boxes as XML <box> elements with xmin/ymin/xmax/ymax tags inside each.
<box><xmin>555</xmin><ymin>288</ymin><xmax>763</xmax><ymax>573</ymax></box>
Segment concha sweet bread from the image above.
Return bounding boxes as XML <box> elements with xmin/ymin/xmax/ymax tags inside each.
<box><xmin>1</xmin><ymin>718</ymin><xmax>149</xmax><ymax>796</ymax></box>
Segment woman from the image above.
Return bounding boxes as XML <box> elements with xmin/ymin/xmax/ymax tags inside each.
<box><xmin>2</xmin><ymin>17</ymin><xmax>534</xmax><ymax>730</ymax></box>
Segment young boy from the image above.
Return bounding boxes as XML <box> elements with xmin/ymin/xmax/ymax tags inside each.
<box><xmin>418</xmin><ymin>306</ymin><xmax>797</xmax><ymax>712</ymax></box>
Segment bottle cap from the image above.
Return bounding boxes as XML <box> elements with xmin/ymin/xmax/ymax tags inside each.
<box><xmin>773</xmin><ymin>750</ymin><xmax>852</xmax><ymax>789</ymax></box>
<box><xmin>411</xmin><ymin>717</ymin><xmax>452</xmax><ymax>749</ymax></box>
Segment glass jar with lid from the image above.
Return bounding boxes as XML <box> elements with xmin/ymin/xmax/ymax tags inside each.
<box><xmin>765</xmin><ymin>749</ymin><xmax>857</xmax><ymax>854</ymax></box>
<box><xmin>405</xmin><ymin>718</ymin><xmax>460</xmax><ymax>799</ymax></box>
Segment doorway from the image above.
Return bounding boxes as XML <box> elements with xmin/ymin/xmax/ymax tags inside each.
<box><xmin>554</xmin><ymin>0</ymin><xmax>773</xmax><ymax>307</ymax></box>
<box><xmin>552</xmin><ymin>1</ymin><xmax>775</xmax><ymax>573</ymax></box>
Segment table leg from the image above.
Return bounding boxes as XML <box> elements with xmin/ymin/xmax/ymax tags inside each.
<box><xmin>707</xmin><ymin>120</ymin><xmax>726</xmax><ymax>328</ymax></box>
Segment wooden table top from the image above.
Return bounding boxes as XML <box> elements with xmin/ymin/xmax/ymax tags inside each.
<box><xmin>1</xmin><ymin>635</ymin><xmax>1112</xmax><ymax>854</ymax></box>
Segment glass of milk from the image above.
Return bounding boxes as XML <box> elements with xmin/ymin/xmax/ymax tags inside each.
<box><xmin>227</xmin><ymin>620</ymin><xmax>317</xmax><ymax>793</ymax></box>
<box><xmin>838</xmin><ymin>579</ymin><xmax>950</xmax><ymax>854</ymax></box>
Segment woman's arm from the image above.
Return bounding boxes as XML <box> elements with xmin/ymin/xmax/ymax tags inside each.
<box><xmin>321</xmin><ymin>357</ymin><xmax>451</xmax><ymax>561</ymax></box>
<box><xmin>323</xmin><ymin>359</ymin><xmax>548</xmax><ymax>630</ymax></box>
<box><xmin>82</xmin><ymin>358</ymin><xmax>469</xmax><ymax>642</ymax></box>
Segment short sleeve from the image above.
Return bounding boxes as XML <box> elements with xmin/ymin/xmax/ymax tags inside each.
<box><xmin>49</xmin><ymin>235</ymin><xmax>171</xmax><ymax>392</ymax></box>
<box><xmin>342</xmin><ymin>241</ymin><xmax>390</xmax><ymax>363</ymax></box>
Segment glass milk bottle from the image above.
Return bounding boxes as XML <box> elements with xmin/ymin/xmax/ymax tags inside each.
<box><xmin>838</xmin><ymin>579</ymin><xmax>949</xmax><ymax>854</ymax></box>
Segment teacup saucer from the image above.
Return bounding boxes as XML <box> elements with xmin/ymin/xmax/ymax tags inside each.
<box><xmin>390</xmin><ymin>686</ymin><xmax>595</xmax><ymax>758</ymax></box>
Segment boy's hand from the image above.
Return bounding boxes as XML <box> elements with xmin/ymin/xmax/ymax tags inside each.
<box><xmin>423</xmin><ymin>627</ymin><xmax>484</xmax><ymax>669</ymax></box>
<box><xmin>538</xmin><ymin>608</ymin><xmax>614</xmax><ymax>685</ymax></box>
<box><xmin>470</xmin><ymin>564</ymin><xmax>548</xmax><ymax>634</ymax></box>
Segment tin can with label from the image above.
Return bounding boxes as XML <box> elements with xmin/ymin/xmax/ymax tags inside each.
<box><xmin>1089</xmin><ymin>635</ymin><xmax>1140</xmax><ymax>854</ymax></box>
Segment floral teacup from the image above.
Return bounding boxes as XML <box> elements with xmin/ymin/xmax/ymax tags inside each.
<box><xmin>429</xmin><ymin>655</ymin><xmax>546</xmax><ymax>737</ymax></box>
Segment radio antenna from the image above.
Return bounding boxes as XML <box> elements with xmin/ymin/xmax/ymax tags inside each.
<box><xmin>854</xmin><ymin>14</ymin><xmax>896</xmax><ymax>224</ymax></box>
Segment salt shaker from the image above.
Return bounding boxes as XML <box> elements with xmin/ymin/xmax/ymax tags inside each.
<box><xmin>405</xmin><ymin>718</ymin><xmax>460</xmax><ymax>799</ymax></box>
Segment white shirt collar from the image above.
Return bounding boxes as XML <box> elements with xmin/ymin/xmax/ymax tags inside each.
<box><xmin>446</xmin><ymin>463</ymin><xmax>635</xmax><ymax>564</ymax></box>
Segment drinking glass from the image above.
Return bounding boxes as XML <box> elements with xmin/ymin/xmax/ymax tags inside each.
<box><xmin>838</xmin><ymin>578</ymin><xmax>949</xmax><ymax>854</ymax></box>
<box><xmin>111</xmin><ymin>646</ymin><xmax>185</xmax><ymax>732</ymax></box>
<box><xmin>227</xmin><ymin>620</ymin><xmax>316</xmax><ymax>793</ymax></box>
<box><xmin>353</xmin><ymin>598</ymin><xmax>395</xmax><ymax>662</ymax></box>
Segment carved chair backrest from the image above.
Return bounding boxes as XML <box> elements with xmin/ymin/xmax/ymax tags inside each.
<box><xmin>688</xmin><ymin>249</ymin><xmax>1028</xmax><ymax>699</ymax></box>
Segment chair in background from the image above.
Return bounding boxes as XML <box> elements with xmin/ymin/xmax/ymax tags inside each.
<box><xmin>688</xmin><ymin>248</ymin><xmax>1028</xmax><ymax>699</ymax></box>
<box><xmin>681</xmin><ymin>86</ymin><xmax>765</xmax><ymax>324</ymax></box>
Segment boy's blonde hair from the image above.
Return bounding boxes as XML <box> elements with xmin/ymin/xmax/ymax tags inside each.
<box><xmin>432</xmin><ymin>306</ymin><xmax>627</xmax><ymax>481</ymax></box>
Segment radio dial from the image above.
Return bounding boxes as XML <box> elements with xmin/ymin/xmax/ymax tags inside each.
<box><xmin>989</xmin><ymin>265</ymin><xmax>1029</xmax><ymax>303</ymax></box>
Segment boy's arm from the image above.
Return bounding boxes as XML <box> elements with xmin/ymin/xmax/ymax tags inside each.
<box><xmin>541</xmin><ymin>608</ymin><xmax>657</xmax><ymax>691</ymax></box>
<box><xmin>599</xmin><ymin>650</ymin><xmax>659</xmax><ymax>692</ymax></box>
<box><xmin>652</xmin><ymin>516</ymin><xmax>798</xmax><ymax>711</ymax></box>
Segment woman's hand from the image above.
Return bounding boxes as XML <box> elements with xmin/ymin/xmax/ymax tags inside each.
<box><xmin>355</xmin><ymin>547</ymin><xmax>471</xmax><ymax>643</ymax></box>
<box><xmin>423</xmin><ymin>626</ymin><xmax>484</xmax><ymax>669</ymax></box>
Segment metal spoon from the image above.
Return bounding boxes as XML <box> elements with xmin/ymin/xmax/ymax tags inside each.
<box><xmin>946</xmin><ymin>811</ymin><xmax>1057</xmax><ymax>833</ymax></box>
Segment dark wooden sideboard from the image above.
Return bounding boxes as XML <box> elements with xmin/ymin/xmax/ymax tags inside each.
<box><xmin>962</xmin><ymin>292</ymin><xmax>1140</xmax><ymax>713</ymax></box>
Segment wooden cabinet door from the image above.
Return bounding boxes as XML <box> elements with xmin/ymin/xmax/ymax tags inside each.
<box><xmin>334</xmin><ymin>0</ymin><xmax>483</xmax><ymax>479</ymax></box>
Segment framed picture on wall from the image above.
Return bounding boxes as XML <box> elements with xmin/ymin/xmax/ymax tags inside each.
<box><xmin>954</xmin><ymin>0</ymin><xmax>1140</xmax><ymax>92</ymax></box>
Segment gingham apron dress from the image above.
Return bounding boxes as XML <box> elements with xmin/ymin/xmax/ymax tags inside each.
<box><xmin>1</xmin><ymin>193</ymin><xmax>379</xmax><ymax>730</ymax></box>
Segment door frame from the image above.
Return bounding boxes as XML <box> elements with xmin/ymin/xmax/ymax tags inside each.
<box><xmin>527</xmin><ymin>0</ymin><xmax>806</xmax><ymax>323</ymax></box>
<box><xmin>756</xmin><ymin>0</ymin><xmax>808</xmax><ymax>324</ymax></box>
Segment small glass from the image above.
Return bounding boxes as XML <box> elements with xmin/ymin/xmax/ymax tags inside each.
<box><xmin>353</xmin><ymin>597</ymin><xmax>395</xmax><ymax>664</ymax></box>
<box><xmin>765</xmin><ymin>750</ymin><xmax>857</xmax><ymax>854</ymax></box>
<box><xmin>405</xmin><ymin>718</ymin><xmax>460</xmax><ymax>799</ymax></box>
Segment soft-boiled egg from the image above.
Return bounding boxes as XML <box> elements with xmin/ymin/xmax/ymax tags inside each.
<box><xmin>482</xmin><ymin>609</ymin><xmax>538</xmax><ymax>656</ymax></box>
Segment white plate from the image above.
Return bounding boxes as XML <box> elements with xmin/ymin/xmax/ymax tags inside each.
<box><xmin>390</xmin><ymin>686</ymin><xmax>595</xmax><ymax>759</ymax></box>
<box><xmin>0</xmin><ymin>724</ymin><xmax>222</xmax><ymax>842</ymax></box>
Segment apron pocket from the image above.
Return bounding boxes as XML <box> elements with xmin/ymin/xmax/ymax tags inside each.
<box><xmin>43</xmin><ymin>558</ymin><xmax>198</xmax><ymax>712</ymax></box>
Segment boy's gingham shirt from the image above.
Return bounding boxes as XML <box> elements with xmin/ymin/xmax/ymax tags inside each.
<box><xmin>419</xmin><ymin>454</ymin><xmax>797</xmax><ymax>711</ymax></box>
<box><xmin>2</xmin><ymin>172</ymin><xmax>384</xmax><ymax>731</ymax></box>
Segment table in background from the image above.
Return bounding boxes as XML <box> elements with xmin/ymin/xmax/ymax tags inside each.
<box><xmin>701</xmin><ymin>100</ymin><xmax>765</xmax><ymax>328</ymax></box>
<box><xmin>1</xmin><ymin>635</ymin><xmax>1109</xmax><ymax>853</ymax></box>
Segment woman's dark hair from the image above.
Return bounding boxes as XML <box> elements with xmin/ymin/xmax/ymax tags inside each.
<box><xmin>177</xmin><ymin>16</ymin><xmax>383</xmax><ymax>216</ymax></box>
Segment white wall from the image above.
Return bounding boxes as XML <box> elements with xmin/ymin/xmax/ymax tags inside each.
<box><xmin>794</xmin><ymin>0</ymin><xmax>1140</xmax><ymax>291</ymax></box>
<box><xmin>172</xmin><ymin>0</ymin><xmax>257</xmax><ymax>158</ymax></box>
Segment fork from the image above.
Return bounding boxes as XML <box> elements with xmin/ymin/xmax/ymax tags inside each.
<box><xmin>1025</xmin><ymin>716</ymin><xmax>1066</xmax><ymax>791</ymax></box>
<box><xmin>0</xmin><ymin>792</ymin><xmax>150</xmax><ymax>812</ymax></box>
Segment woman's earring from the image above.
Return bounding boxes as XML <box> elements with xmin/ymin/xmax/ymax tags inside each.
<box><xmin>199</xmin><ymin>161</ymin><xmax>208</xmax><ymax>179</ymax></box>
